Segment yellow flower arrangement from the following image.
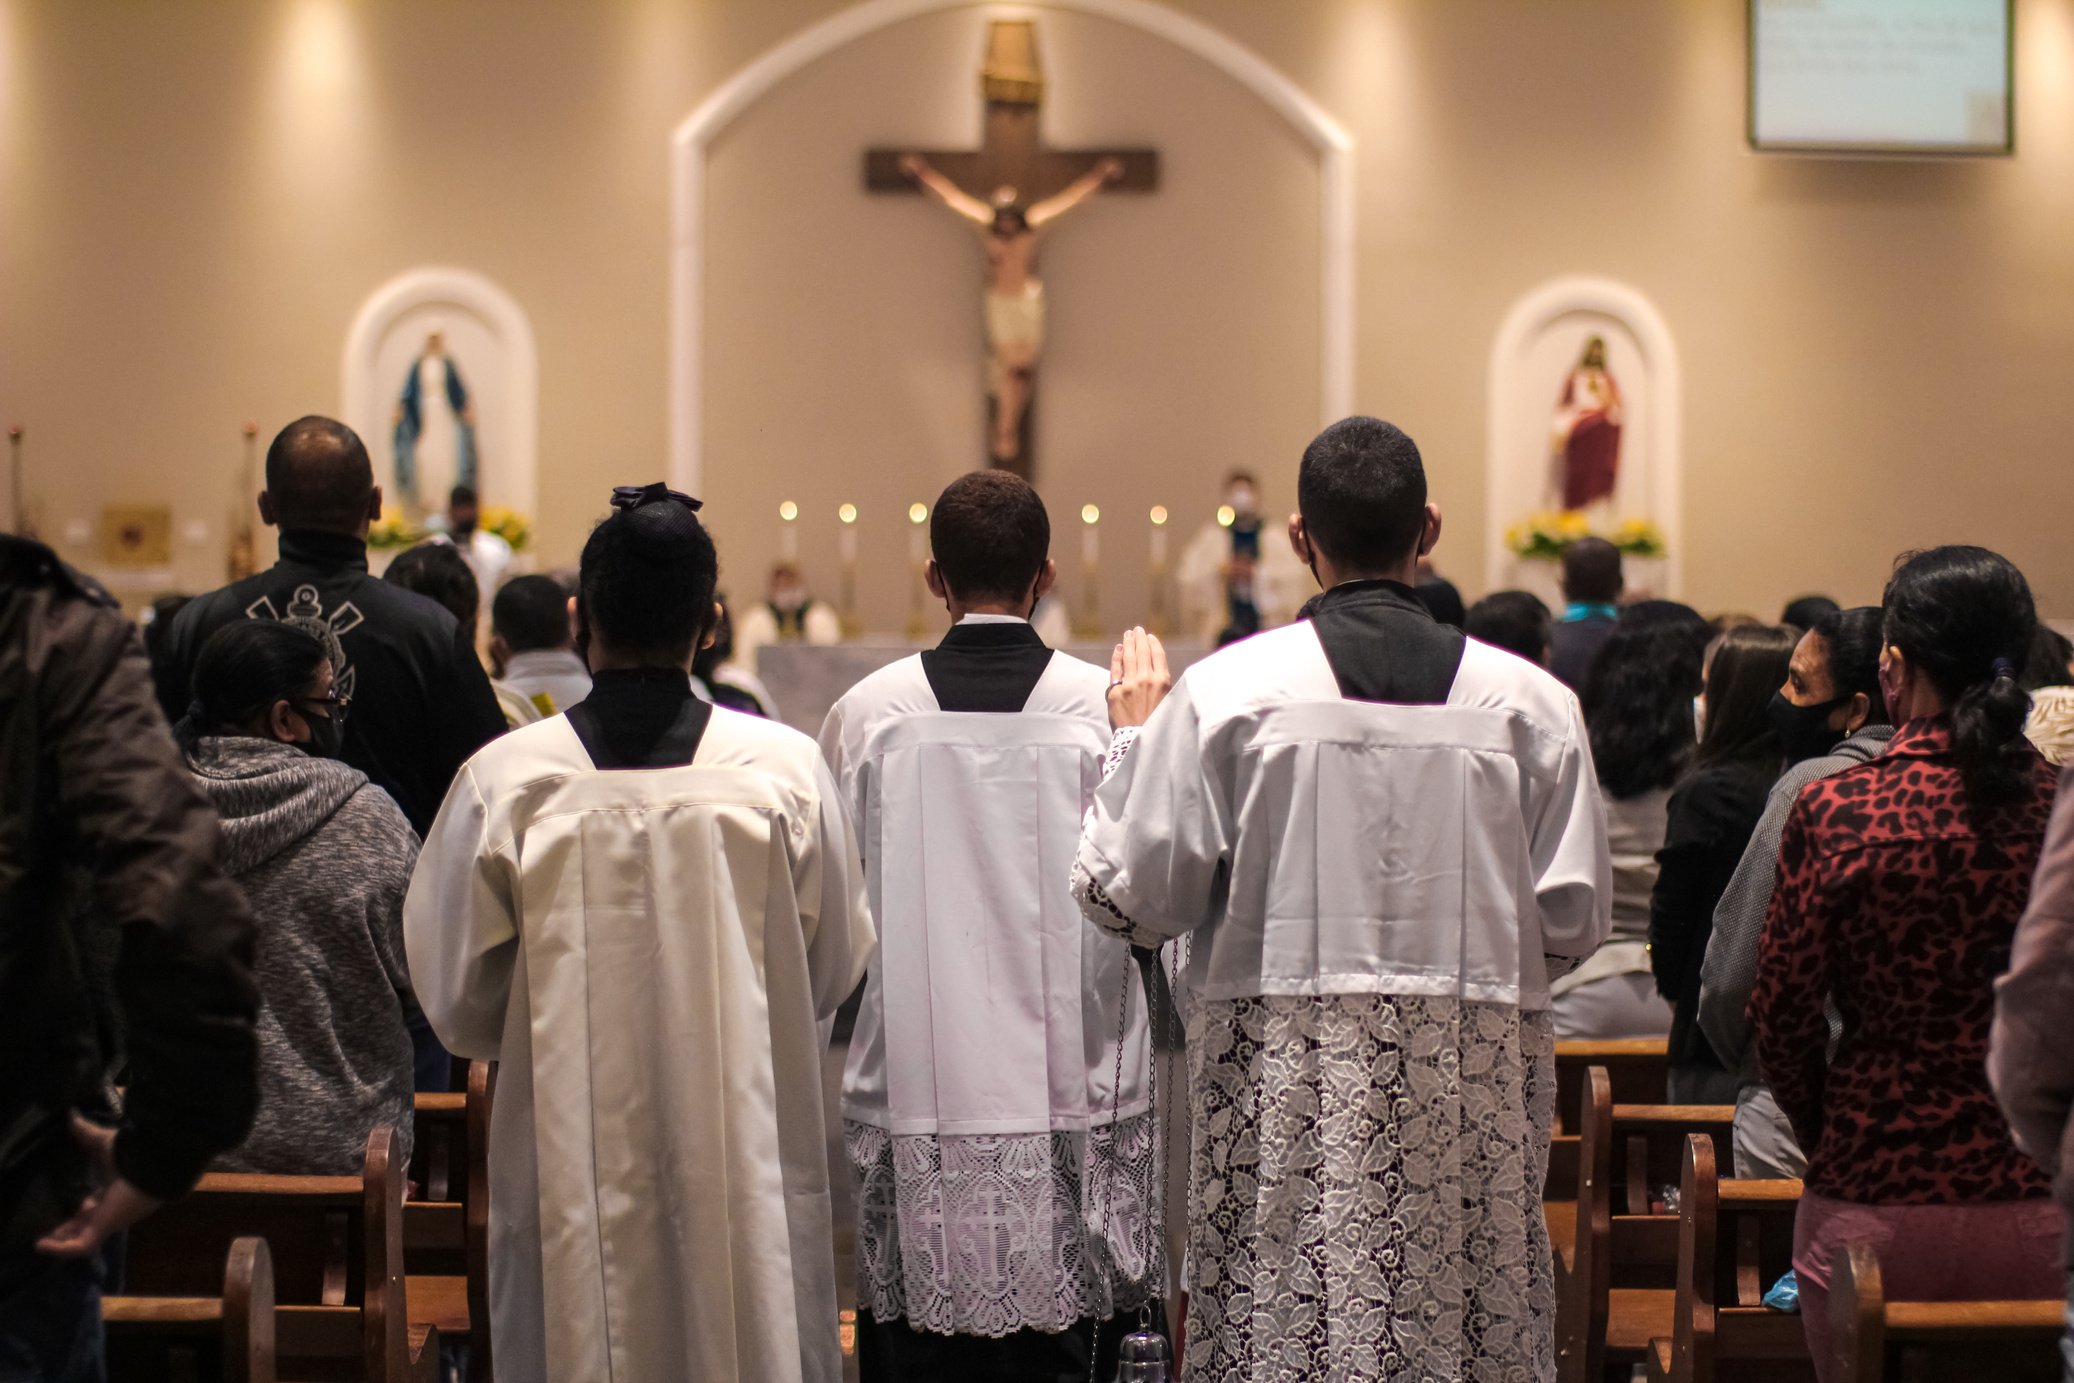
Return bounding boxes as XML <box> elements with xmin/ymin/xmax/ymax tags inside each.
<box><xmin>479</xmin><ymin>505</ymin><xmax>533</xmax><ymax>553</ymax></box>
<box><xmin>366</xmin><ymin>506</ymin><xmax>425</xmax><ymax>551</ymax></box>
<box><xmin>1506</xmin><ymin>511</ymin><xmax>1666</xmax><ymax>561</ymax></box>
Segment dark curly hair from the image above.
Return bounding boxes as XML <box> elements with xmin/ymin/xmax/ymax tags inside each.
<box><xmin>578</xmin><ymin>492</ymin><xmax>719</xmax><ymax>666</ymax></box>
<box><xmin>1582</xmin><ymin>611</ymin><xmax>1712</xmax><ymax>799</ymax></box>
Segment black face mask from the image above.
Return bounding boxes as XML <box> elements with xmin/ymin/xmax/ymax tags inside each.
<box><xmin>302</xmin><ymin>709</ymin><xmax>344</xmax><ymax>761</ymax></box>
<box><xmin>1768</xmin><ymin>691</ymin><xmax>1845</xmax><ymax>765</ymax></box>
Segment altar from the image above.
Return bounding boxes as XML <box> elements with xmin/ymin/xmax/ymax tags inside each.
<box><xmin>755</xmin><ymin>639</ymin><xmax>1212</xmax><ymax>736</ymax></box>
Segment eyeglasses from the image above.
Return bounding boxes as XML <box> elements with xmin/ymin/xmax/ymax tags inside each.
<box><xmin>294</xmin><ymin>689</ymin><xmax>352</xmax><ymax>722</ymax></box>
<box><xmin>610</xmin><ymin>483</ymin><xmax>703</xmax><ymax>514</ymax></box>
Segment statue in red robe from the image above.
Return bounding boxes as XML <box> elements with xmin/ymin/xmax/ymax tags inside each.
<box><xmin>1551</xmin><ymin>336</ymin><xmax>1624</xmax><ymax>511</ymax></box>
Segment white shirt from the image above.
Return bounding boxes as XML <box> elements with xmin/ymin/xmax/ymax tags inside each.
<box><xmin>735</xmin><ymin>600</ymin><xmax>844</xmax><ymax>674</ymax></box>
<box><xmin>404</xmin><ymin>708</ymin><xmax>875</xmax><ymax>1383</ymax></box>
<box><xmin>1077</xmin><ymin>616</ymin><xmax>1611</xmax><ymax>1010</ymax></box>
<box><xmin>499</xmin><ymin>647</ymin><xmax>592</xmax><ymax>718</ymax></box>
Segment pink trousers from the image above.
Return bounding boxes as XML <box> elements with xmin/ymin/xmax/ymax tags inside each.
<box><xmin>1792</xmin><ymin>1191</ymin><xmax>2065</xmax><ymax>1382</ymax></box>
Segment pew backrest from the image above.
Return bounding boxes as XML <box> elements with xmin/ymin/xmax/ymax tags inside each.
<box><xmin>122</xmin><ymin>1124</ymin><xmax>424</xmax><ymax>1383</ymax></box>
<box><xmin>1659</xmin><ymin>1133</ymin><xmax>1809</xmax><ymax>1383</ymax></box>
<box><xmin>103</xmin><ymin>1235</ymin><xmax>276</xmax><ymax>1383</ymax></box>
<box><xmin>1557</xmin><ymin>1038</ymin><xmax>1671</xmax><ymax>1133</ymax></box>
<box><xmin>1831</xmin><ymin>1241</ymin><xmax>2064</xmax><ymax>1383</ymax></box>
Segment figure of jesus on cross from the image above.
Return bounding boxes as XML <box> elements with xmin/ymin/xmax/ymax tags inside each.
<box><xmin>899</xmin><ymin>152</ymin><xmax>1122</xmax><ymax>470</ymax></box>
<box><xmin>867</xmin><ymin>20</ymin><xmax>1158</xmax><ymax>479</ymax></box>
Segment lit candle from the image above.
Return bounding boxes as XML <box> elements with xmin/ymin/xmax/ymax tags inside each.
<box><xmin>1217</xmin><ymin>504</ymin><xmax>1236</xmax><ymax>529</ymax></box>
<box><xmin>1149</xmin><ymin>505</ymin><xmax>1169</xmax><ymax>569</ymax></box>
<box><xmin>779</xmin><ymin>499</ymin><xmax>800</xmax><ymax>561</ymax></box>
<box><xmin>1081</xmin><ymin>504</ymin><xmax>1100</xmax><ymax>564</ymax></box>
<box><xmin>838</xmin><ymin>503</ymin><xmax>859</xmax><ymax>563</ymax></box>
<box><xmin>908</xmin><ymin>502</ymin><xmax>929</xmax><ymax>564</ymax></box>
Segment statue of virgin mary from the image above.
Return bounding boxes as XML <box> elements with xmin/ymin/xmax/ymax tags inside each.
<box><xmin>393</xmin><ymin>331</ymin><xmax>478</xmax><ymax>513</ymax></box>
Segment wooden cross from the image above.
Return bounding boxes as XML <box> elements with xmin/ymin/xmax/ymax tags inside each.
<box><xmin>864</xmin><ymin>20</ymin><xmax>1160</xmax><ymax>477</ymax></box>
<box><xmin>863</xmin><ymin>21</ymin><xmax>1160</xmax><ymax>206</ymax></box>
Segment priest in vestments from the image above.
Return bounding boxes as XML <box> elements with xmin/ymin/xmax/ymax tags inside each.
<box><xmin>1074</xmin><ymin>419</ymin><xmax>1612</xmax><ymax>1381</ymax></box>
<box><xmin>405</xmin><ymin>484</ymin><xmax>876</xmax><ymax>1383</ymax></box>
<box><xmin>819</xmin><ymin>472</ymin><xmax>1161</xmax><ymax>1381</ymax></box>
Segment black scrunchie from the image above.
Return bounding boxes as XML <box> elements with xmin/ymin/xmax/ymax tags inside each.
<box><xmin>1992</xmin><ymin>657</ymin><xmax>2017</xmax><ymax>681</ymax></box>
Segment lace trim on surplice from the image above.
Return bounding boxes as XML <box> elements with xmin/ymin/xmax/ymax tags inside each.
<box><xmin>846</xmin><ymin>1113</ymin><xmax>1164</xmax><ymax>1338</ymax></box>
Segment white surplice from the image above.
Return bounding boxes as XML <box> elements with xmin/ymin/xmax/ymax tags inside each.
<box><xmin>404</xmin><ymin>708</ymin><xmax>875</xmax><ymax>1383</ymax></box>
<box><xmin>819</xmin><ymin>621</ymin><xmax>1160</xmax><ymax>1339</ymax></box>
<box><xmin>1074</xmin><ymin>605</ymin><xmax>1611</xmax><ymax>1382</ymax></box>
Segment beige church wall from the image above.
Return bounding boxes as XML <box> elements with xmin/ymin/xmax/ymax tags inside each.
<box><xmin>699</xmin><ymin>7</ymin><xmax>1321</xmax><ymax>634</ymax></box>
<box><xmin>3</xmin><ymin>0</ymin><xmax>2073</xmax><ymax>625</ymax></box>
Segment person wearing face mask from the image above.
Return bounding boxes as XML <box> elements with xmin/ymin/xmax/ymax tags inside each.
<box><xmin>733</xmin><ymin>560</ymin><xmax>844</xmax><ymax>673</ymax></box>
<box><xmin>1176</xmin><ymin>469</ymin><xmax>1309</xmax><ymax>645</ymax></box>
<box><xmin>1695</xmin><ymin>606</ymin><xmax>1891</xmax><ymax>1179</ymax></box>
<box><xmin>1751</xmin><ymin>548</ymin><xmax>2063</xmax><ymax>1375</ymax></box>
<box><xmin>175</xmin><ymin>620</ymin><xmax>418</xmax><ymax>1177</ymax></box>
<box><xmin>1648</xmin><ymin>623</ymin><xmax>1798</xmax><ymax>1104</ymax></box>
<box><xmin>819</xmin><ymin>471</ymin><xmax>1159</xmax><ymax>1380</ymax></box>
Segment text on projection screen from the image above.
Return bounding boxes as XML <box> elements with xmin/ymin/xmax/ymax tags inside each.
<box><xmin>1752</xmin><ymin>0</ymin><xmax>2010</xmax><ymax>153</ymax></box>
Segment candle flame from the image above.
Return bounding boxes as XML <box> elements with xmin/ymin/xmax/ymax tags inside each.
<box><xmin>1150</xmin><ymin>506</ymin><xmax>1169</xmax><ymax>526</ymax></box>
<box><xmin>838</xmin><ymin>504</ymin><xmax>858</xmax><ymax>525</ymax></box>
<box><xmin>1081</xmin><ymin>504</ymin><xmax>1100</xmax><ymax>525</ymax></box>
<box><xmin>908</xmin><ymin>503</ymin><xmax>928</xmax><ymax>524</ymax></box>
<box><xmin>779</xmin><ymin>500</ymin><xmax>799</xmax><ymax>522</ymax></box>
<box><xmin>1216</xmin><ymin>505</ymin><xmax>1236</xmax><ymax>528</ymax></box>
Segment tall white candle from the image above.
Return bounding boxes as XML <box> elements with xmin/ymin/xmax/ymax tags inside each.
<box><xmin>778</xmin><ymin>500</ymin><xmax>799</xmax><ymax>562</ymax></box>
<box><xmin>1081</xmin><ymin>504</ymin><xmax>1100</xmax><ymax>564</ymax></box>
<box><xmin>839</xmin><ymin>503</ymin><xmax>859</xmax><ymax>563</ymax></box>
<box><xmin>908</xmin><ymin>502</ymin><xmax>928</xmax><ymax>564</ymax></box>
<box><xmin>1149</xmin><ymin>505</ymin><xmax>1169</xmax><ymax>568</ymax></box>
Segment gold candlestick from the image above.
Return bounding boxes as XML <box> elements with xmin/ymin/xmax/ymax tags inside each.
<box><xmin>7</xmin><ymin>424</ymin><xmax>26</xmax><ymax>539</ymax></box>
<box><xmin>1076</xmin><ymin>504</ymin><xmax>1101</xmax><ymax>640</ymax></box>
<box><xmin>837</xmin><ymin>503</ymin><xmax>860</xmax><ymax>638</ymax></box>
<box><xmin>228</xmin><ymin>421</ymin><xmax>259</xmax><ymax>580</ymax></box>
<box><xmin>1147</xmin><ymin>505</ymin><xmax>1170</xmax><ymax>637</ymax></box>
<box><xmin>905</xmin><ymin>502</ymin><xmax>930</xmax><ymax>641</ymax></box>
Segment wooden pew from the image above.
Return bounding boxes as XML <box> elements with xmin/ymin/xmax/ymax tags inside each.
<box><xmin>1557</xmin><ymin>1067</ymin><xmax>1736</xmax><ymax>1383</ymax></box>
<box><xmin>1830</xmin><ymin>1241</ymin><xmax>2064</xmax><ymax>1383</ymax></box>
<box><xmin>1644</xmin><ymin>1133</ymin><xmax>1811</xmax><ymax>1383</ymax></box>
<box><xmin>1556</xmin><ymin>1038</ymin><xmax>1671</xmax><ymax>1134</ymax></box>
<box><xmin>104</xmin><ymin>1235</ymin><xmax>276</xmax><ymax>1383</ymax></box>
<box><xmin>406</xmin><ymin>1059</ymin><xmax>493</xmax><ymax>1382</ymax></box>
<box><xmin>122</xmin><ymin>1125</ymin><xmax>437</xmax><ymax>1383</ymax></box>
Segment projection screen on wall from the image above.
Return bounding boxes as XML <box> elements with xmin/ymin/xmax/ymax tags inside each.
<box><xmin>1750</xmin><ymin>0</ymin><xmax>2013</xmax><ymax>155</ymax></box>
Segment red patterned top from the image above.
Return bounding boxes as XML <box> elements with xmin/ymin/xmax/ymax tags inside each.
<box><xmin>1751</xmin><ymin>718</ymin><xmax>2058</xmax><ymax>1204</ymax></box>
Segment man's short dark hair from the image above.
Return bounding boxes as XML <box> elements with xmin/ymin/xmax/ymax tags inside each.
<box><xmin>1466</xmin><ymin>590</ymin><xmax>1553</xmax><ymax>663</ymax></box>
<box><xmin>578</xmin><ymin>495</ymin><xmax>718</xmax><ymax>666</ymax></box>
<box><xmin>1561</xmin><ymin>537</ymin><xmax>1624</xmax><ymax>603</ymax></box>
<box><xmin>264</xmin><ymin>416</ymin><xmax>374</xmax><ymax>531</ymax></box>
<box><xmin>493</xmin><ymin>574</ymin><xmax>573</xmax><ymax>653</ymax></box>
<box><xmin>384</xmin><ymin>542</ymin><xmax>480</xmax><ymax>632</ymax></box>
<box><xmin>930</xmin><ymin>470</ymin><xmax>1050</xmax><ymax>604</ymax></box>
<box><xmin>1295</xmin><ymin>417</ymin><xmax>1428</xmax><ymax>572</ymax></box>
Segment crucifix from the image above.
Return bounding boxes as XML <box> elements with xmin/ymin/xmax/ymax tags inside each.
<box><xmin>865</xmin><ymin>20</ymin><xmax>1159</xmax><ymax>480</ymax></box>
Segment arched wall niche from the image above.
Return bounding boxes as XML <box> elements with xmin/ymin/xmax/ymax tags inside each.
<box><xmin>341</xmin><ymin>266</ymin><xmax>540</xmax><ymax>521</ymax></box>
<box><xmin>666</xmin><ymin>0</ymin><xmax>1357</xmax><ymax>499</ymax></box>
<box><xmin>1485</xmin><ymin>275</ymin><xmax>1684</xmax><ymax>602</ymax></box>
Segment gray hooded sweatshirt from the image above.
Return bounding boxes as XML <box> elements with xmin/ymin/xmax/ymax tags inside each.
<box><xmin>186</xmin><ymin>737</ymin><xmax>418</xmax><ymax>1174</ymax></box>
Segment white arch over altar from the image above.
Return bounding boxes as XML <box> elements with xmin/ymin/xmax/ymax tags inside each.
<box><xmin>341</xmin><ymin>266</ymin><xmax>540</xmax><ymax>519</ymax></box>
<box><xmin>667</xmin><ymin>0</ymin><xmax>1356</xmax><ymax>495</ymax></box>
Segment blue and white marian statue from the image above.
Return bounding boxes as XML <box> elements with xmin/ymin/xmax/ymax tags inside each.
<box><xmin>393</xmin><ymin>330</ymin><xmax>478</xmax><ymax>511</ymax></box>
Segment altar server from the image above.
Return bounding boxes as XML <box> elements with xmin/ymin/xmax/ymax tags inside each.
<box><xmin>405</xmin><ymin>484</ymin><xmax>875</xmax><ymax>1383</ymax></box>
<box><xmin>1074</xmin><ymin>418</ymin><xmax>1612</xmax><ymax>1382</ymax></box>
<box><xmin>819</xmin><ymin>470</ymin><xmax>1161</xmax><ymax>1382</ymax></box>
